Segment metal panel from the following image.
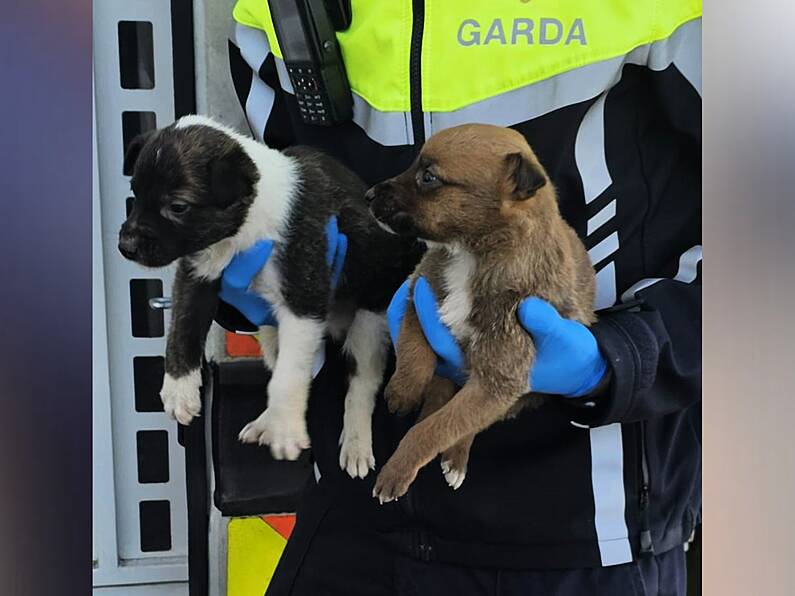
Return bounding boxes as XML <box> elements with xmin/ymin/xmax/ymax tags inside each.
<box><xmin>95</xmin><ymin>585</ymin><xmax>188</xmax><ymax>596</ymax></box>
<box><xmin>93</xmin><ymin>76</ymin><xmax>121</xmax><ymax>584</ymax></box>
<box><xmin>94</xmin><ymin>0</ymin><xmax>187</xmax><ymax>587</ymax></box>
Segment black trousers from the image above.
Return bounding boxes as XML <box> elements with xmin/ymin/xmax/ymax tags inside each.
<box><xmin>265</xmin><ymin>480</ymin><xmax>687</xmax><ymax>596</ymax></box>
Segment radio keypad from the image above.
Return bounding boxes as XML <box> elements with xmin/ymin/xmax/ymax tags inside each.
<box><xmin>288</xmin><ymin>65</ymin><xmax>331</xmax><ymax>124</ymax></box>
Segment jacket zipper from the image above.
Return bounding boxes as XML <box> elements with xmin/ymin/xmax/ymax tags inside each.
<box><xmin>397</xmin><ymin>484</ymin><xmax>434</xmax><ymax>561</ymax></box>
<box><xmin>407</xmin><ymin>4</ymin><xmax>431</xmax><ymax>558</ymax></box>
<box><xmin>418</xmin><ymin>527</ymin><xmax>433</xmax><ymax>562</ymax></box>
<box><xmin>638</xmin><ymin>420</ymin><xmax>655</xmax><ymax>555</ymax></box>
<box><xmin>409</xmin><ymin>0</ymin><xmax>425</xmax><ymax>147</ymax></box>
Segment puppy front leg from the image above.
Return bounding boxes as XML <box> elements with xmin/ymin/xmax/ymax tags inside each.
<box><xmin>339</xmin><ymin>309</ymin><xmax>388</xmax><ymax>478</ymax></box>
<box><xmin>239</xmin><ymin>310</ymin><xmax>325</xmax><ymax>460</ymax></box>
<box><xmin>416</xmin><ymin>376</ymin><xmax>457</xmax><ymax>422</ymax></box>
<box><xmin>161</xmin><ymin>260</ymin><xmax>219</xmax><ymax>425</ymax></box>
<box><xmin>374</xmin><ymin>378</ymin><xmax>515</xmax><ymax>502</ymax></box>
<box><xmin>384</xmin><ymin>296</ymin><xmax>436</xmax><ymax>415</ymax></box>
<box><xmin>258</xmin><ymin>325</ymin><xmax>278</xmax><ymax>371</ymax></box>
<box><xmin>415</xmin><ymin>377</ymin><xmax>474</xmax><ymax>490</ymax></box>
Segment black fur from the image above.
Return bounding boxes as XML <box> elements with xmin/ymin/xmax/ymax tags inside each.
<box><xmin>123</xmin><ymin>130</ymin><xmax>156</xmax><ymax>175</ymax></box>
<box><xmin>118</xmin><ymin>119</ymin><xmax>421</xmax><ymax>387</ymax></box>
<box><xmin>278</xmin><ymin>146</ymin><xmax>422</xmax><ymax>319</ymax></box>
<box><xmin>165</xmin><ymin>261</ymin><xmax>219</xmax><ymax>377</ymax></box>
<box><xmin>119</xmin><ymin>124</ymin><xmax>259</xmax><ymax>267</ymax></box>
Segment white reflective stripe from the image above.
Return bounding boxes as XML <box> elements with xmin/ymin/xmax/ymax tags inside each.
<box><xmin>423</xmin><ymin>112</ymin><xmax>432</xmax><ymax>142</ymax></box>
<box><xmin>674</xmin><ymin>245</ymin><xmax>702</xmax><ymax>282</ymax></box>
<box><xmin>274</xmin><ymin>57</ymin><xmax>295</xmax><ymax>94</ymax></box>
<box><xmin>313</xmin><ymin>462</ymin><xmax>321</xmax><ymax>483</ymax></box>
<box><xmin>569</xmin><ymin>33</ymin><xmax>633</xmax><ymax>563</ymax></box>
<box><xmin>430</xmin><ymin>19</ymin><xmax>700</xmax><ymax>134</ymax></box>
<box><xmin>235</xmin><ymin>24</ymin><xmax>276</xmax><ymax>140</ymax></box>
<box><xmin>235</xmin><ymin>20</ymin><xmax>698</xmax><ymax>148</ymax></box>
<box><xmin>432</xmin><ymin>54</ymin><xmax>625</xmax><ymax>134</ymax></box>
<box><xmin>273</xmin><ymin>56</ymin><xmax>414</xmax><ymax>146</ymax></box>
<box><xmin>434</xmin><ymin>18</ymin><xmax>701</xmax><ymax>142</ymax></box>
<box><xmin>620</xmin><ymin>245</ymin><xmax>702</xmax><ymax>302</ymax></box>
<box><xmin>590</xmin><ymin>423</ymin><xmax>632</xmax><ymax>566</ymax></box>
<box><xmin>233</xmin><ymin>22</ymin><xmax>414</xmax><ymax>150</ymax></box>
<box><xmin>245</xmin><ymin>75</ymin><xmax>275</xmax><ymax>142</ymax></box>
<box><xmin>234</xmin><ymin>23</ymin><xmax>270</xmax><ymax>73</ymax></box>
<box><xmin>353</xmin><ymin>94</ymin><xmax>413</xmax><ymax>146</ymax></box>
<box><xmin>576</xmin><ymin>94</ymin><xmax>612</xmax><ymax>203</ymax></box>
<box><xmin>235</xmin><ymin>24</ymin><xmax>411</xmax><ymax>146</ymax></box>
<box><xmin>588</xmin><ymin>232</ymin><xmax>619</xmax><ymax>266</ymax></box>
<box><xmin>587</xmin><ymin>199</ymin><xmax>616</xmax><ymax>235</ymax></box>
<box><xmin>647</xmin><ymin>19</ymin><xmax>702</xmax><ymax>97</ymax></box>
<box><xmin>594</xmin><ymin>261</ymin><xmax>617</xmax><ymax>310</ymax></box>
<box><xmin>311</xmin><ymin>346</ymin><xmax>325</xmax><ymax>379</ymax></box>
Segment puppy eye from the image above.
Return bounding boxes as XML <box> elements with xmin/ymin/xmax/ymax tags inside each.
<box><xmin>169</xmin><ymin>201</ymin><xmax>191</xmax><ymax>215</ymax></box>
<box><xmin>422</xmin><ymin>170</ymin><xmax>438</xmax><ymax>185</ymax></box>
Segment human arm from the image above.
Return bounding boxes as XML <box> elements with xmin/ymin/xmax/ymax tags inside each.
<box><xmin>388</xmin><ymin>274</ymin><xmax>701</xmax><ymax>425</ymax></box>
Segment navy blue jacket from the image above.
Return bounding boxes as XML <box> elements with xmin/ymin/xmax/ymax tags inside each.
<box><xmin>227</xmin><ymin>15</ymin><xmax>701</xmax><ymax>569</ymax></box>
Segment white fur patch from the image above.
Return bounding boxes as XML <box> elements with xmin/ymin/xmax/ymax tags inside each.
<box><xmin>420</xmin><ymin>239</ymin><xmax>444</xmax><ymax>249</ymax></box>
<box><xmin>249</xmin><ymin>255</ymin><xmax>286</xmax><ymax>313</ymax></box>
<box><xmin>338</xmin><ymin>310</ymin><xmax>388</xmax><ymax>478</ymax></box>
<box><xmin>439</xmin><ymin>245</ymin><xmax>476</xmax><ymax>341</ymax></box>
<box><xmin>239</xmin><ymin>311</ymin><xmax>325</xmax><ymax>460</ymax></box>
<box><xmin>441</xmin><ymin>459</ymin><xmax>466</xmax><ymax>490</ymax></box>
<box><xmin>161</xmin><ymin>369</ymin><xmax>202</xmax><ymax>425</ymax></box>
<box><xmin>258</xmin><ymin>325</ymin><xmax>279</xmax><ymax>371</ymax></box>
<box><xmin>177</xmin><ymin>115</ymin><xmax>301</xmax><ymax>281</ymax></box>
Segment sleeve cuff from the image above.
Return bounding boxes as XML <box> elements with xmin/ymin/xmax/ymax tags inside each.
<box><xmin>560</xmin><ymin>311</ymin><xmax>659</xmax><ymax>426</ymax></box>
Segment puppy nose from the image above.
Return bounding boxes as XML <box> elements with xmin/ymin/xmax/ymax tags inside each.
<box><xmin>118</xmin><ymin>233</ymin><xmax>139</xmax><ymax>259</ymax></box>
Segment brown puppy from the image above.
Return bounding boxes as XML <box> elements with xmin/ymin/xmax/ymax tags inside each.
<box><xmin>366</xmin><ymin>123</ymin><xmax>596</xmax><ymax>502</ymax></box>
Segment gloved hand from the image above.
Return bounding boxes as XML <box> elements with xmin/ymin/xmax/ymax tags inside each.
<box><xmin>386</xmin><ymin>277</ymin><xmax>608</xmax><ymax>397</ymax></box>
<box><xmin>219</xmin><ymin>216</ymin><xmax>348</xmax><ymax>327</ymax></box>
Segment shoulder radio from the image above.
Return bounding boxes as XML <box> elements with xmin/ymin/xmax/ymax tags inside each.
<box><xmin>267</xmin><ymin>0</ymin><xmax>353</xmax><ymax>126</ymax></box>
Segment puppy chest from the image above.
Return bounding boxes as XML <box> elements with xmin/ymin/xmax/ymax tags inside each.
<box><xmin>436</xmin><ymin>249</ymin><xmax>476</xmax><ymax>342</ymax></box>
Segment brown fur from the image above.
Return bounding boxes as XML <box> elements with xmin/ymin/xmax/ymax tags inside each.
<box><xmin>367</xmin><ymin>124</ymin><xmax>596</xmax><ymax>501</ymax></box>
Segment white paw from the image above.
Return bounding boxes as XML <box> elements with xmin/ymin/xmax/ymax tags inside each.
<box><xmin>338</xmin><ymin>427</ymin><xmax>375</xmax><ymax>479</ymax></box>
<box><xmin>161</xmin><ymin>370</ymin><xmax>202</xmax><ymax>425</ymax></box>
<box><xmin>238</xmin><ymin>408</ymin><xmax>310</xmax><ymax>460</ymax></box>
<box><xmin>441</xmin><ymin>459</ymin><xmax>466</xmax><ymax>490</ymax></box>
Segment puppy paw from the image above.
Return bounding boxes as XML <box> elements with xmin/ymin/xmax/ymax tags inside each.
<box><xmin>384</xmin><ymin>377</ymin><xmax>424</xmax><ymax>416</ymax></box>
<box><xmin>439</xmin><ymin>438</ymin><xmax>472</xmax><ymax>490</ymax></box>
<box><xmin>238</xmin><ymin>408</ymin><xmax>310</xmax><ymax>460</ymax></box>
<box><xmin>440</xmin><ymin>459</ymin><xmax>466</xmax><ymax>490</ymax></box>
<box><xmin>338</xmin><ymin>427</ymin><xmax>375</xmax><ymax>479</ymax></box>
<box><xmin>372</xmin><ymin>456</ymin><xmax>419</xmax><ymax>504</ymax></box>
<box><xmin>160</xmin><ymin>370</ymin><xmax>202</xmax><ymax>425</ymax></box>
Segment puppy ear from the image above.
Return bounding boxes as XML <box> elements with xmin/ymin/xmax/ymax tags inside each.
<box><xmin>123</xmin><ymin>131</ymin><xmax>156</xmax><ymax>176</ymax></box>
<box><xmin>504</xmin><ymin>152</ymin><xmax>546</xmax><ymax>200</ymax></box>
<box><xmin>208</xmin><ymin>148</ymin><xmax>256</xmax><ymax>208</ymax></box>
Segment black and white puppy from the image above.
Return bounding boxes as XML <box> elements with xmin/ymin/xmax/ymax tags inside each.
<box><xmin>118</xmin><ymin>115</ymin><xmax>418</xmax><ymax>477</ymax></box>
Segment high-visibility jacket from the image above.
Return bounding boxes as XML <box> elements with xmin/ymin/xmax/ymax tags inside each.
<box><xmin>230</xmin><ymin>0</ymin><xmax>701</xmax><ymax>570</ymax></box>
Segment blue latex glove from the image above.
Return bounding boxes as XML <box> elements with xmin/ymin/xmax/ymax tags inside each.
<box><xmin>387</xmin><ymin>279</ymin><xmax>467</xmax><ymax>385</ymax></box>
<box><xmin>219</xmin><ymin>216</ymin><xmax>347</xmax><ymax>327</ymax></box>
<box><xmin>386</xmin><ymin>277</ymin><xmax>607</xmax><ymax>397</ymax></box>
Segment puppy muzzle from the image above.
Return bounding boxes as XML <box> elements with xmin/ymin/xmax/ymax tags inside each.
<box><xmin>365</xmin><ymin>187</ymin><xmax>416</xmax><ymax>237</ymax></box>
<box><xmin>118</xmin><ymin>225</ymin><xmax>171</xmax><ymax>267</ymax></box>
<box><xmin>118</xmin><ymin>232</ymin><xmax>140</xmax><ymax>260</ymax></box>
